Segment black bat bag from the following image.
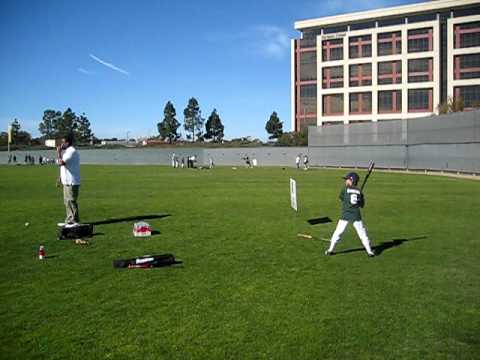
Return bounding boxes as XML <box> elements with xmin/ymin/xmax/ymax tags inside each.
<box><xmin>58</xmin><ymin>224</ymin><xmax>94</xmax><ymax>240</ymax></box>
<box><xmin>113</xmin><ymin>254</ymin><xmax>182</xmax><ymax>269</ymax></box>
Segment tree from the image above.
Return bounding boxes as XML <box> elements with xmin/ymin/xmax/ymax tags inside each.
<box><xmin>9</xmin><ymin>119</ymin><xmax>32</xmax><ymax>145</ymax></box>
<box><xmin>437</xmin><ymin>96</ymin><xmax>465</xmax><ymax>114</ymax></box>
<box><xmin>205</xmin><ymin>108</ymin><xmax>224</xmax><ymax>143</ymax></box>
<box><xmin>183</xmin><ymin>97</ymin><xmax>204</xmax><ymax>142</ymax></box>
<box><xmin>38</xmin><ymin>110</ymin><xmax>61</xmax><ymax>138</ymax></box>
<box><xmin>10</xmin><ymin>118</ymin><xmax>20</xmax><ymax>140</ymax></box>
<box><xmin>265</xmin><ymin>111</ymin><xmax>283</xmax><ymax>140</ymax></box>
<box><xmin>55</xmin><ymin>108</ymin><xmax>78</xmax><ymax>137</ymax></box>
<box><xmin>38</xmin><ymin>108</ymin><xmax>94</xmax><ymax>144</ymax></box>
<box><xmin>277</xmin><ymin>128</ymin><xmax>308</xmax><ymax>146</ymax></box>
<box><xmin>157</xmin><ymin>101</ymin><xmax>181</xmax><ymax>143</ymax></box>
<box><xmin>0</xmin><ymin>132</ymin><xmax>7</xmax><ymax>146</ymax></box>
<box><xmin>76</xmin><ymin>113</ymin><xmax>94</xmax><ymax>143</ymax></box>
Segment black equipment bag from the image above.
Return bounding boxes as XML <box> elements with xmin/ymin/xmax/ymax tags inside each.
<box><xmin>113</xmin><ymin>254</ymin><xmax>181</xmax><ymax>268</ymax></box>
<box><xmin>57</xmin><ymin>224</ymin><xmax>94</xmax><ymax>240</ymax></box>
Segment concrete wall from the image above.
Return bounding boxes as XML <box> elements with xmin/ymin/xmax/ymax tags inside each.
<box><xmin>2</xmin><ymin>112</ymin><xmax>479</xmax><ymax>172</ymax></box>
<box><xmin>308</xmin><ymin>110</ymin><xmax>480</xmax><ymax>172</ymax></box>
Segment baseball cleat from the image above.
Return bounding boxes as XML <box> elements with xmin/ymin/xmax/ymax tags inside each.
<box><xmin>367</xmin><ymin>252</ymin><xmax>375</xmax><ymax>257</ymax></box>
<box><xmin>325</xmin><ymin>250</ymin><xmax>333</xmax><ymax>256</ymax></box>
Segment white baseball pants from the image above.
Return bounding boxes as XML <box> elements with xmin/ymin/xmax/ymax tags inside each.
<box><xmin>328</xmin><ymin>219</ymin><xmax>374</xmax><ymax>255</ymax></box>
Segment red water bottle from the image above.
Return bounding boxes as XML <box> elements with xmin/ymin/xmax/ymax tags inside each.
<box><xmin>38</xmin><ymin>245</ymin><xmax>45</xmax><ymax>260</ymax></box>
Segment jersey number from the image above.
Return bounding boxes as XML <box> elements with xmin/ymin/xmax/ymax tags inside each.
<box><xmin>350</xmin><ymin>194</ymin><xmax>359</xmax><ymax>205</ymax></box>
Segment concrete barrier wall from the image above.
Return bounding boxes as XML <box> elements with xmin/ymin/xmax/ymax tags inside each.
<box><xmin>1</xmin><ymin>112</ymin><xmax>479</xmax><ymax>172</ymax></box>
<box><xmin>307</xmin><ymin>111</ymin><xmax>480</xmax><ymax>172</ymax></box>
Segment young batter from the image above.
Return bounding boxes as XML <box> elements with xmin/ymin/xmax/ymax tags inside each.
<box><xmin>325</xmin><ymin>172</ymin><xmax>375</xmax><ymax>257</ymax></box>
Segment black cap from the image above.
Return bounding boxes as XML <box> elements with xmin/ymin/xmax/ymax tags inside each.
<box><xmin>343</xmin><ymin>172</ymin><xmax>360</xmax><ymax>185</ymax></box>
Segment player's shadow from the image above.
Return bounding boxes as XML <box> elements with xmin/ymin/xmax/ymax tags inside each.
<box><xmin>90</xmin><ymin>214</ymin><xmax>171</xmax><ymax>225</ymax></box>
<box><xmin>334</xmin><ymin>236</ymin><xmax>428</xmax><ymax>256</ymax></box>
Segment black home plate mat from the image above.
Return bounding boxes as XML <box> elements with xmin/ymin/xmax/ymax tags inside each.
<box><xmin>307</xmin><ymin>217</ymin><xmax>332</xmax><ymax>225</ymax></box>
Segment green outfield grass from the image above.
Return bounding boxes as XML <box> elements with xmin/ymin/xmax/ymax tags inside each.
<box><xmin>0</xmin><ymin>165</ymin><xmax>479</xmax><ymax>359</ymax></box>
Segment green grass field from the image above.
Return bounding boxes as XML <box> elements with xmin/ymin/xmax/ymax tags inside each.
<box><xmin>1</xmin><ymin>165</ymin><xmax>479</xmax><ymax>359</ymax></box>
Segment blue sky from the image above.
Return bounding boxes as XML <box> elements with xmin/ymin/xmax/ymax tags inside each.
<box><xmin>0</xmin><ymin>0</ymin><xmax>420</xmax><ymax>140</ymax></box>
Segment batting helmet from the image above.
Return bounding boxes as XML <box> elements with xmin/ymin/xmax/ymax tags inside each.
<box><xmin>343</xmin><ymin>172</ymin><xmax>360</xmax><ymax>185</ymax></box>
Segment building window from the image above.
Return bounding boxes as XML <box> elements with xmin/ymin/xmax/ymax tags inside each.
<box><xmin>350</xmin><ymin>92</ymin><xmax>372</xmax><ymax>114</ymax></box>
<box><xmin>378</xmin><ymin>61</ymin><xmax>402</xmax><ymax>84</ymax></box>
<box><xmin>408</xmin><ymin>88</ymin><xmax>433</xmax><ymax>112</ymax></box>
<box><xmin>377</xmin><ymin>31</ymin><xmax>402</xmax><ymax>56</ymax></box>
<box><xmin>454</xmin><ymin>85</ymin><xmax>480</xmax><ymax>109</ymax></box>
<box><xmin>300</xmin><ymin>29</ymin><xmax>322</xmax><ymax>48</ymax></box>
<box><xmin>322</xmin><ymin>66</ymin><xmax>343</xmax><ymax>89</ymax></box>
<box><xmin>298</xmin><ymin>85</ymin><xmax>317</xmax><ymax>114</ymax></box>
<box><xmin>349</xmin><ymin>35</ymin><xmax>372</xmax><ymax>58</ymax></box>
<box><xmin>378</xmin><ymin>90</ymin><xmax>402</xmax><ymax>113</ymax></box>
<box><xmin>298</xmin><ymin>117</ymin><xmax>317</xmax><ymax>131</ymax></box>
<box><xmin>454</xmin><ymin>54</ymin><xmax>480</xmax><ymax>80</ymax></box>
<box><xmin>299</xmin><ymin>51</ymin><xmax>317</xmax><ymax>81</ymax></box>
<box><xmin>349</xmin><ymin>63</ymin><xmax>372</xmax><ymax>87</ymax></box>
<box><xmin>408</xmin><ymin>58</ymin><xmax>433</xmax><ymax>82</ymax></box>
<box><xmin>408</xmin><ymin>28</ymin><xmax>433</xmax><ymax>53</ymax></box>
<box><xmin>454</xmin><ymin>21</ymin><xmax>480</xmax><ymax>49</ymax></box>
<box><xmin>322</xmin><ymin>39</ymin><xmax>343</xmax><ymax>61</ymax></box>
<box><xmin>323</xmin><ymin>94</ymin><xmax>344</xmax><ymax>115</ymax></box>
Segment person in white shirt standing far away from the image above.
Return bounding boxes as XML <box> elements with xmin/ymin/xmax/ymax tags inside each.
<box><xmin>57</xmin><ymin>133</ymin><xmax>81</xmax><ymax>228</ymax></box>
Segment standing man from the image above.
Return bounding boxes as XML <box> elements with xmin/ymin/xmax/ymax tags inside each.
<box><xmin>325</xmin><ymin>172</ymin><xmax>375</xmax><ymax>257</ymax></box>
<box><xmin>295</xmin><ymin>154</ymin><xmax>301</xmax><ymax>169</ymax></box>
<box><xmin>57</xmin><ymin>133</ymin><xmax>81</xmax><ymax>227</ymax></box>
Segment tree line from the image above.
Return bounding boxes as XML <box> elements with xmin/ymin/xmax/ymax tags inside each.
<box><xmin>157</xmin><ymin>98</ymin><xmax>224</xmax><ymax>143</ymax></box>
<box><xmin>2</xmin><ymin>100</ymin><xmax>306</xmax><ymax>148</ymax></box>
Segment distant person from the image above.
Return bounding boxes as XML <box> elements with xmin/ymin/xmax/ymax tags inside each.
<box><xmin>181</xmin><ymin>157</ymin><xmax>185</xmax><ymax>168</ymax></box>
<box><xmin>209</xmin><ymin>157</ymin><xmax>214</xmax><ymax>169</ymax></box>
<box><xmin>56</xmin><ymin>133</ymin><xmax>81</xmax><ymax>227</ymax></box>
<box><xmin>303</xmin><ymin>155</ymin><xmax>309</xmax><ymax>170</ymax></box>
<box><xmin>171</xmin><ymin>153</ymin><xmax>176</xmax><ymax>168</ymax></box>
<box><xmin>252</xmin><ymin>158</ymin><xmax>258</xmax><ymax>167</ymax></box>
<box><xmin>295</xmin><ymin>154</ymin><xmax>301</xmax><ymax>169</ymax></box>
<box><xmin>8</xmin><ymin>154</ymin><xmax>11</xmax><ymax>164</ymax></box>
<box><xmin>13</xmin><ymin>154</ymin><xmax>16</xmax><ymax>163</ymax></box>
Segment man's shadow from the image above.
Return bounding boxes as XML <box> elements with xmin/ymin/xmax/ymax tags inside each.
<box><xmin>90</xmin><ymin>214</ymin><xmax>171</xmax><ymax>226</ymax></box>
<box><xmin>334</xmin><ymin>236</ymin><xmax>428</xmax><ymax>256</ymax></box>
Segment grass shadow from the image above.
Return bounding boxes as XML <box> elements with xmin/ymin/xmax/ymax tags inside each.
<box><xmin>333</xmin><ymin>236</ymin><xmax>428</xmax><ymax>257</ymax></box>
<box><xmin>307</xmin><ymin>217</ymin><xmax>332</xmax><ymax>225</ymax></box>
<box><xmin>90</xmin><ymin>214</ymin><xmax>171</xmax><ymax>226</ymax></box>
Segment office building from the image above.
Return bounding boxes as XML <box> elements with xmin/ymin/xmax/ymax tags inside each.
<box><xmin>292</xmin><ymin>0</ymin><xmax>480</xmax><ymax>131</ymax></box>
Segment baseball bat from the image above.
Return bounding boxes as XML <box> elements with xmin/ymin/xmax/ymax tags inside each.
<box><xmin>360</xmin><ymin>161</ymin><xmax>375</xmax><ymax>191</ymax></box>
<box><xmin>297</xmin><ymin>233</ymin><xmax>330</xmax><ymax>242</ymax></box>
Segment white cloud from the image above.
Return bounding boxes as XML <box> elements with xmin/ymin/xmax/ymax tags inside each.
<box><xmin>89</xmin><ymin>54</ymin><xmax>130</xmax><ymax>76</ymax></box>
<box><xmin>252</xmin><ymin>25</ymin><xmax>291</xmax><ymax>59</ymax></box>
<box><xmin>206</xmin><ymin>25</ymin><xmax>292</xmax><ymax>59</ymax></box>
<box><xmin>302</xmin><ymin>0</ymin><xmax>418</xmax><ymax>18</ymax></box>
<box><xmin>77</xmin><ymin>67</ymin><xmax>94</xmax><ymax>75</ymax></box>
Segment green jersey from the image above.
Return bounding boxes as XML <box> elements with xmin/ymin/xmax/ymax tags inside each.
<box><xmin>339</xmin><ymin>186</ymin><xmax>364</xmax><ymax>222</ymax></box>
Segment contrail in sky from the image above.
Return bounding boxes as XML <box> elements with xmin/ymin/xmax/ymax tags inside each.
<box><xmin>89</xmin><ymin>54</ymin><xmax>129</xmax><ymax>75</ymax></box>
